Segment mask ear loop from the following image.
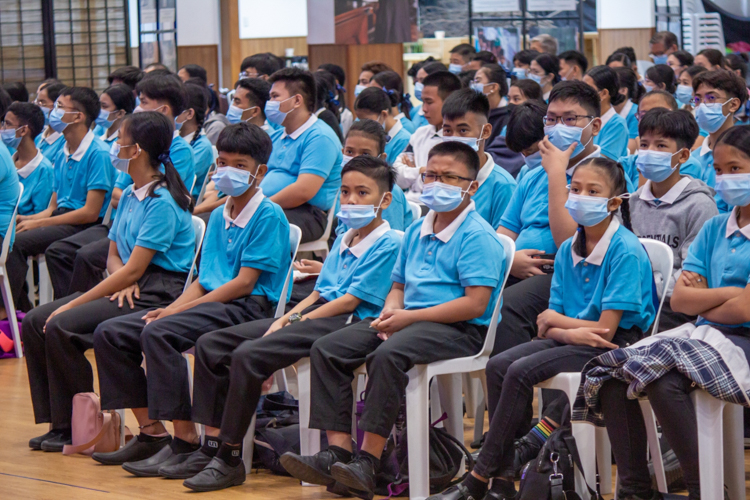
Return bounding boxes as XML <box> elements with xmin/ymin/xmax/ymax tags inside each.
<box><xmin>374</xmin><ymin>192</ymin><xmax>387</xmax><ymax>217</ymax></box>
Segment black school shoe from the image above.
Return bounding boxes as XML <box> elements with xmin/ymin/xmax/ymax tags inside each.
<box><xmin>159</xmin><ymin>448</ymin><xmax>213</xmax><ymax>479</ymax></box>
<box><xmin>330</xmin><ymin>454</ymin><xmax>379</xmax><ymax>500</ymax></box>
<box><xmin>29</xmin><ymin>430</ymin><xmax>68</xmax><ymax>450</ymax></box>
<box><xmin>183</xmin><ymin>457</ymin><xmax>246</xmax><ymax>492</ymax></box>
<box><xmin>513</xmin><ymin>435</ymin><xmax>542</xmax><ymax>477</ymax></box>
<box><xmin>92</xmin><ymin>434</ymin><xmax>171</xmax><ymax>465</ymax></box>
<box><xmin>40</xmin><ymin>432</ymin><xmax>72</xmax><ymax>452</ymax></box>
<box><xmin>426</xmin><ymin>483</ymin><xmax>478</xmax><ymax>500</ymax></box>
<box><xmin>280</xmin><ymin>449</ymin><xmax>340</xmax><ymax>485</ymax></box>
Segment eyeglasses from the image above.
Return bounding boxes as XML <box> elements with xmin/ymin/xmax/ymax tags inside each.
<box><xmin>239</xmin><ymin>71</ymin><xmax>259</xmax><ymax>79</ymax></box>
<box><xmin>421</xmin><ymin>172</ymin><xmax>474</xmax><ymax>185</ymax></box>
<box><xmin>542</xmin><ymin>115</ymin><xmax>594</xmax><ymax>127</ymax></box>
<box><xmin>692</xmin><ymin>95</ymin><xmax>733</xmax><ymax>106</ymax></box>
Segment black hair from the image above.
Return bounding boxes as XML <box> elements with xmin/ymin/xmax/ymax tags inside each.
<box><xmin>572</xmin><ymin>157</ymin><xmax>631</xmax><ymax>257</ymax></box>
<box><xmin>715</xmin><ymin>124</ymin><xmax>750</xmax><ymax>159</ymax></box>
<box><xmin>692</xmin><ymin>69</ymin><xmax>749</xmax><ymax>105</ymax></box>
<box><xmin>135</xmin><ymin>74</ymin><xmax>188</xmax><ymax>116</ymax></box>
<box><xmin>59</xmin><ymin>87</ymin><xmax>100</xmax><ymax>127</ymax></box>
<box><xmin>510</xmin><ymin>79</ymin><xmax>544</xmax><ymax>102</ymax></box>
<box><xmin>145</xmin><ymin>62</ymin><xmax>170</xmax><ymax>72</ymax></box>
<box><xmin>179</xmin><ymin>64</ymin><xmax>208</xmax><ymax>84</ymax></box>
<box><xmin>267</xmin><ymin>67</ymin><xmax>316</xmax><ymax>113</ymax></box>
<box><xmin>215</xmin><ymin>122</ymin><xmax>273</xmax><ymax>166</ymax></box>
<box><xmin>313</xmin><ymin>70</ymin><xmax>341</xmax><ymax>121</ymax></box>
<box><xmin>726</xmin><ymin>53</ymin><xmax>748</xmax><ymax>80</ymax></box>
<box><xmin>107</xmin><ymin>66</ymin><xmax>144</xmax><ymax>88</ymax></box>
<box><xmin>638</xmin><ymin>108</ymin><xmax>699</xmax><ymax>150</ymax></box>
<box><xmin>639</xmin><ymin>89</ymin><xmax>678</xmax><ymax>110</ymax></box>
<box><xmin>122</xmin><ymin>111</ymin><xmax>192</xmax><ymax>212</ymax></box>
<box><xmin>421</xmin><ymin>61</ymin><xmax>448</xmax><ymax>75</ymax></box>
<box><xmin>39</xmin><ymin>82</ymin><xmax>66</xmax><ymax>104</ymax></box>
<box><xmin>183</xmin><ymin>80</ymin><xmax>210</xmax><ymax>145</ymax></box>
<box><xmin>459</xmin><ymin>69</ymin><xmax>477</xmax><ymax>88</ymax></box>
<box><xmin>361</xmin><ymin>61</ymin><xmax>392</xmax><ymax>76</ymax></box>
<box><xmin>549</xmin><ymin>79</ymin><xmax>602</xmax><ymax>116</ymax></box>
<box><xmin>613</xmin><ymin>67</ymin><xmax>644</xmax><ymax>102</ymax></box>
<box><xmin>650</xmin><ymin>31</ymin><xmax>679</xmax><ymax>50</ymax></box>
<box><xmin>427</xmin><ymin>141</ymin><xmax>481</xmax><ymax>179</ymax></box>
<box><xmin>558</xmin><ymin>50</ymin><xmax>588</xmax><ymax>74</ymax></box>
<box><xmin>347</xmin><ymin>119</ymin><xmax>387</xmax><ymax>155</ymax></box>
<box><xmin>471</xmin><ymin>51</ymin><xmax>497</xmax><ymax>64</ymax></box>
<box><xmin>318</xmin><ymin>63</ymin><xmax>346</xmax><ymax>86</ymax></box>
<box><xmin>7</xmin><ymin>102</ymin><xmax>45</xmax><ymax>138</ymax></box>
<box><xmin>422</xmin><ymin>71</ymin><xmax>462</xmax><ymax>100</ymax></box>
<box><xmin>586</xmin><ymin>65</ymin><xmax>626</xmax><ymax>106</ymax></box>
<box><xmin>372</xmin><ymin>70</ymin><xmax>412</xmax><ymax>120</ymax></box>
<box><xmin>354</xmin><ymin>87</ymin><xmax>391</xmax><ymax>116</ymax></box>
<box><xmin>612</xmin><ymin>47</ymin><xmax>637</xmax><ymax>67</ymax></box>
<box><xmin>697</xmin><ymin>48</ymin><xmax>727</xmax><ymax>69</ymax></box>
<box><xmin>646</xmin><ymin>64</ymin><xmax>677</xmax><ymax>93</ymax></box>
<box><xmin>143</xmin><ymin>68</ymin><xmax>173</xmax><ymax>78</ymax></box>
<box><xmin>0</xmin><ymin>89</ymin><xmax>11</xmax><ymax>120</ymax></box>
<box><xmin>2</xmin><ymin>82</ymin><xmax>28</xmax><ymax>103</ymax></box>
<box><xmin>682</xmin><ymin>65</ymin><xmax>708</xmax><ymax>80</ymax></box>
<box><xmin>670</xmin><ymin>50</ymin><xmax>694</xmax><ymax>68</ymax></box>
<box><xmin>234</xmin><ymin>77</ymin><xmax>271</xmax><ymax>119</ymax></box>
<box><xmin>442</xmin><ymin>87</ymin><xmax>490</xmax><ymax>121</ymax></box>
<box><xmin>513</xmin><ymin>49</ymin><xmax>539</xmax><ymax>66</ymax></box>
<box><xmin>407</xmin><ymin>57</ymin><xmax>442</xmax><ymax>79</ymax></box>
<box><xmin>102</xmin><ymin>83</ymin><xmax>136</xmax><ymax>114</ymax></box>
<box><xmin>39</xmin><ymin>78</ymin><xmax>62</xmax><ymax>90</ymax></box>
<box><xmin>534</xmin><ymin>53</ymin><xmax>561</xmax><ymax>84</ymax></box>
<box><xmin>449</xmin><ymin>43</ymin><xmax>476</xmax><ymax>60</ymax></box>
<box><xmin>240</xmin><ymin>53</ymin><xmax>283</xmax><ymax>76</ymax></box>
<box><xmin>606</xmin><ymin>51</ymin><xmax>632</xmax><ymax>69</ymax></box>
<box><xmin>342</xmin><ymin>154</ymin><xmax>396</xmax><ymax>194</ymax></box>
<box><xmin>506</xmin><ymin>100</ymin><xmax>548</xmax><ymax>153</ymax></box>
<box><xmin>477</xmin><ymin>64</ymin><xmax>508</xmax><ymax>97</ymax></box>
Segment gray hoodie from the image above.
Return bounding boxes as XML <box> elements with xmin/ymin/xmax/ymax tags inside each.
<box><xmin>630</xmin><ymin>176</ymin><xmax>719</xmax><ymax>296</ymax></box>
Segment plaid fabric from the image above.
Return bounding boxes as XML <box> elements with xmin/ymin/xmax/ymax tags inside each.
<box><xmin>572</xmin><ymin>337</ymin><xmax>750</xmax><ymax>426</ymax></box>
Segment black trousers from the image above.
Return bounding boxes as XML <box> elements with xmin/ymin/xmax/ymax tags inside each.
<box><xmin>284</xmin><ymin>203</ymin><xmax>327</xmax><ymax>244</ymax></box>
<box><xmin>309</xmin><ymin>319</ymin><xmax>486</xmax><ymax>438</ymax></box>
<box><xmin>657</xmin><ymin>301</ymin><xmax>697</xmax><ymax>332</ymax></box>
<box><xmin>45</xmin><ymin>224</ymin><xmax>109</xmax><ymax>298</ymax></box>
<box><xmin>94</xmin><ymin>295</ymin><xmax>272</xmax><ymax>421</ymax></box>
<box><xmin>22</xmin><ymin>267</ymin><xmax>186</xmax><ymax>429</ymax></box>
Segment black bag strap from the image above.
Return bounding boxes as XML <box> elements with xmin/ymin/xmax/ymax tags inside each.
<box><xmin>563</xmin><ymin>435</ymin><xmax>604</xmax><ymax>500</ymax></box>
<box><xmin>436</xmin><ymin>427</ymin><xmax>475</xmax><ymax>472</ymax></box>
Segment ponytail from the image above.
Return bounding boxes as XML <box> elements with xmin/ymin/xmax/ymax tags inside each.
<box><xmin>149</xmin><ymin>151</ymin><xmax>194</xmax><ymax>212</ymax></box>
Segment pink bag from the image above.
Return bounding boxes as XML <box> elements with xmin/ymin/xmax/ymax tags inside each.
<box><xmin>63</xmin><ymin>393</ymin><xmax>132</xmax><ymax>456</ymax></box>
<box><xmin>0</xmin><ymin>311</ymin><xmax>24</xmax><ymax>358</ymax></box>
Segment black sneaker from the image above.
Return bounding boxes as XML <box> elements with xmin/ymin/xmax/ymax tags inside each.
<box><xmin>280</xmin><ymin>449</ymin><xmax>341</xmax><ymax>486</ymax></box>
<box><xmin>513</xmin><ymin>435</ymin><xmax>542</xmax><ymax>476</ymax></box>
<box><xmin>330</xmin><ymin>455</ymin><xmax>379</xmax><ymax>500</ymax></box>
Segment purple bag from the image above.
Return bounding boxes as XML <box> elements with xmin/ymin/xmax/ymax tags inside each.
<box><xmin>0</xmin><ymin>311</ymin><xmax>24</xmax><ymax>358</ymax></box>
<box><xmin>355</xmin><ymin>391</ymin><xmax>366</xmax><ymax>450</ymax></box>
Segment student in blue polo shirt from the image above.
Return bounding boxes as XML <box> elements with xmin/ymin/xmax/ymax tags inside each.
<box><xmin>371</xmin><ymin>70</ymin><xmax>416</xmax><ymax>134</ymax></box>
<box><xmin>584</xmin><ymin>66</ymin><xmax>630</xmax><ymax>160</ymax></box>
<box><xmin>3</xmin><ymin>103</ymin><xmax>54</xmax><ymax>217</ymax></box>
<box><xmin>181</xmin><ymin>81</ymin><xmax>215</xmax><ymax>199</ymax></box>
<box><xmin>226</xmin><ymin>78</ymin><xmax>272</xmax><ymax>134</ymax></box>
<box><xmin>0</xmin><ymin>100</ymin><xmax>20</xmax><ymax>255</ymax></box>
<box><xmin>410</xmin><ymin>61</ymin><xmax>448</xmax><ymax>130</ymax></box>
<box><xmin>262</xmin><ymin>68</ymin><xmax>342</xmax><ymax>243</ymax></box>
<box><xmin>95</xmin><ymin>83</ymin><xmax>136</xmax><ymax>147</ymax></box>
<box><xmin>33</xmin><ymin>82</ymin><xmax>67</xmax><ymax>163</ymax></box>
<box><xmin>7</xmin><ymin>87</ymin><xmax>113</xmax><ymax>312</ymax></box>
<box><xmin>21</xmin><ymin>111</ymin><xmax>195</xmax><ymax>453</ymax></box>
<box><xmin>353</xmin><ymin>87</ymin><xmax>411</xmax><ymax>164</ymax></box>
<box><xmin>599</xmin><ymin>125</ymin><xmax>750</xmax><ymax>500</ymax></box>
<box><xmin>612</xmin><ymin>66</ymin><xmax>641</xmax><ymax>152</ymax></box>
<box><xmin>282</xmin><ymin>142</ymin><xmax>506</xmax><ymax>500</ymax></box>
<box><xmin>168</xmin><ymin>157</ymin><xmax>403</xmax><ymax>491</ymax></box>
<box><xmin>89</xmin><ymin>122</ymin><xmax>290</xmax><ymax>474</ymax></box>
<box><xmin>430</xmin><ymin>156</ymin><xmax>654</xmax><ymax>500</ymax></box>
<box><xmin>441</xmin><ymin>88</ymin><xmax>516</xmax><ymax>229</ymax></box>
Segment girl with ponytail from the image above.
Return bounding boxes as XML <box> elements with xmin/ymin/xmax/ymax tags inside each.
<box><xmin>584</xmin><ymin>65</ymin><xmax>631</xmax><ymax>160</ymax></box>
<box><xmin>371</xmin><ymin>70</ymin><xmax>416</xmax><ymax>133</ymax></box>
<box><xmin>23</xmin><ymin>110</ymin><xmax>196</xmax><ymax>449</ymax></box>
<box><xmin>181</xmin><ymin>80</ymin><xmax>216</xmax><ymax>199</ymax></box>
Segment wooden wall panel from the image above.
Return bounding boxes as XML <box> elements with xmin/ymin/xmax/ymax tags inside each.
<box><xmin>597</xmin><ymin>28</ymin><xmax>654</xmax><ymax>65</ymax></box>
<box><xmin>177</xmin><ymin>45</ymin><xmax>220</xmax><ymax>87</ymax></box>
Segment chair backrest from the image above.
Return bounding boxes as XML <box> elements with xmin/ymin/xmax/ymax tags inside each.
<box><xmin>211</xmin><ymin>145</ymin><xmax>218</xmax><ymax>161</ymax></box>
<box><xmin>320</xmin><ymin>190</ymin><xmax>340</xmax><ymax>242</ymax></box>
<box><xmin>101</xmin><ymin>200</ymin><xmax>114</xmax><ymax>226</ymax></box>
<box><xmin>478</xmin><ymin>233</ymin><xmax>516</xmax><ymax>358</ymax></box>
<box><xmin>189</xmin><ymin>174</ymin><xmax>197</xmax><ymax>196</ymax></box>
<box><xmin>408</xmin><ymin>201</ymin><xmax>421</xmax><ymax>222</ymax></box>
<box><xmin>639</xmin><ymin>238</ymin><xmax>674</xmax><ymax>335</ymax></box>
<box><xmin>274</xmin><ymin>224</ymin><xmax>303</xmax><ymax>318</ymax></box>
<box><xmin>183</xmin><ymin>216</ymin><xmax>207</xmax><ymax>292</ymax></box>
<box><xmin>195</xmin><ymin>163</ymin><xmax>217</xmax><ymax>206</ymax></box>
<box><xmin>0</xmin><ymin>184</ymin><xmax>23</xmax><ymax>266</ymax></box>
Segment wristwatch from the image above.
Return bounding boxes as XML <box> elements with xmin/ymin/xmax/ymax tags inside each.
<box><xmin>288</xmin><ymin>312</ymin><xmax>303</xmax><ymax>324</ymax></box>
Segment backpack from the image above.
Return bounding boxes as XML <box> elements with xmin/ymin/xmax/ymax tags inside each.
<box><xmin>63</xmin><ymin>393</ymin><xmax>132</xmax><ymax>456</ymax></box>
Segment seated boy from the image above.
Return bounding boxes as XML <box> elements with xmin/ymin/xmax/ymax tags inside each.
<box><xmin>227</xmin><ymin>77</ymin><xmax>272</xmax><ymax>132</ymax></box>
<box><xmin>4</xmin><ymin>102</ymin><xmax>54</xmax><ymax>216</ymax></box>
<box><xmin>33</xmin><ymin>81</ymin><xmax>68</xmax><ymax>163</ymax></box>
<box><xmin>90</xmin><ymin>123</ymin><xmax>289</xmax><ymax>472</ymax></box>
<box><xmin>394</xmin><ymin>71</ymin><xmax>461</xmax><ymax>203</ymax></box>
<box><xmin>169</xmin><ymin>156</ymin><xmax>402</xmax><ymax>490</ymax></box>
<box><xmin>441</xmin><ymin>88</ymin><xmax>516</xmax><ymax>229</ymax></box>
<box><xmin>281</xmin><ymin>141</ymin><xmax>506</xmax><ymax>500</ymax></box>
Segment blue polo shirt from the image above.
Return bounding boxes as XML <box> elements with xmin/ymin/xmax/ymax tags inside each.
<box><xmin>99</xmin><ymin>128</ymin><xmax>120</xmax><ymax>147</ymax></box>
<box><xmin>594</xmin><ymin>111</ymin><xmax>630</xmax><ymax>161</ymax></box>
<box><xmin>335</xmin><ymin>184</ymin><xmax>414</xmax><ymax>234</ymax></box>
<box><xmin>170</xmin><ymin>134</ymin><xmax>196</xmax><ymax>190</ymax></box>
<box><xmin>108</xmin><ymin>182</ymin><xmax>194</xmax><ymax>273</ymax></box>
<box><xmin>683</xmin><ymin>209</ymin><xmax>750</xmax><ymax>329</ymax></box>
<box><xmin>315</xmin><ymin>221</ymin><xmax>402</xmax><ymax>320</ymax></box>
<box><xmin>473</xmin><ymin>156</ymin><xmax>517</xmax><ymax>230</ymax></box>
<box><xmin>622</xmin><ymin>101</ymin><xmax>639</xmax><ymax>140</ymax></box>
<box><xmin>385</xmin><ymin>122</ymin><xmax>411</xmax><ymax>165</ymax></box>
<box><xmin>0</xmin><ymin>143</ymin><xmax>20</xmax><ymax>245</ymax></box>
<box><xmin>618</xmin><ymin>153</ymin><xmax>705</xmax><ymax>191</ymax></box>
<box><xmin>199</xmin><ymin>190</ymin><xmax>291</xmax><ymax>304</ymax></box>
<box><xmin>392</xmin><ymin>202</ymin><xmax>506</xmax><ymax>326</ymax></box>
<box><xmin>549</xmin><ymin>219</ymin><xmax>655</xmax><ymax>335</ymax></box>
<box><xmin>262</xmin><ymin>116</ymin><xmax>342</xmax><ymax>211</ymax></box>
<box><xmin>16</xmin><ymin>150</ymin><xmax>54</xmax><ymax>216</ymax></box>
<box><xmin>499</xmin><ymin>165</ymin><xmax>557</xmax><ymax>253</ymax></box>
<box><xmin>36</xmin><ymin>129</ymin><xmax>66</xmax><ymax>163</ymax></box>
<box><xmin>690</xmin><ymin>144</ymin><xmax>730</xmax><ymax>212</ymax></box>
<box><xmin>189</xmin><ymin>134</ymin><xmax>215</xmax><ymax>199</ymax></box>
<box><xmin>398</xmin><ymin>114</ymin><xmax>417</xmax><ymax>134</ymax></box>
<box><xmin>53</xmin><ymin>131</ymin><xmax>113</xmax><ymax>218</ymax></box>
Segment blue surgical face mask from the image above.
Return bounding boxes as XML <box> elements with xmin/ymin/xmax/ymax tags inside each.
<box><xmin>544</xmin><ymin>120</ymin><xmax>593</xmax><ymax>159</ymax></box>
<box><xmin>714</xmin><ymin>173</ymin><xmax>750</xmax><ymax>207</ymax></box>
<box><xmin>212</xmin><ymin>166</ymin><xmax>255</xmax><ymax>197</ymax></box>
<box><xmin>442</xmin><ymin>125</ymin><xmax>486</xmax><ymax>152</ymax></box>
<box><xmin>341</xmin><ymin>154</ymin><xmax>354</xmax><ymax>168</ymax></box>
<box><xmin>174</xmin><ymin>111</ymin><xmax>188</xmax><ymax>132</ymax></box>
<box><xmin>109</xmin><ymin>142</ymin><xmax>136</xmax><ymax>174</ymax></box>
<box><xmin>414</xmin><ymin>82</ymin><xmax>424</xmax><ymax>101</ymax></box>
<box><xmin>49</xmin><ymin>106</ymin><xmax>75</xmax><ymax>133</ymax></box>
<box><xmin>652</xmin><ymin>54</ymin><xmax>669</xmax><ymax>65</ymax></box>
<box><xmin>523</xmin><ymin>150</ymin><xmax>543</xmax><ymax>170</ymax></box>
<box><xmin>336</xmin><ymin>194</ymin><xmax>386</xmax><ymax>230</ymax></box>
<box><xmin>565</xmin><ymin>193</ymin><xmax>615</xmax><ymax>227</ymax></box>
<box><xmin>264</xmin><ymin>96</ymin><xmax>294</xmax><ymax>126</ymax></box>
<box><xmin>1</xmin><ymin>127</ymin><xmax>23</xmax><ymax>149</ymax></box>
<box><xmin>354</xmin><ymin>84</ymin><xmax>367</xmax><ymax>97</ymax></box>
<box><xmin>695</xmin><ymin>100</ymin><xmax>732</xmax><ymax>134</ymax></box>
<box><xmin>470</xmin><ymin>82</ymin><xmax>486</xmax><ymax>94</ymax></box>
<box><xmin>135</xmin><ymin>96</ymin><xmax>141</xmax><ymax>107</ymax></box>
<box><xmin>449</xmin><ymin>63</ymin><xmax>463</xmax><ymax>75</ymax></box>
<box><xmin>95</xmin><ymin>109</ymin><xmax>115</xmax><ymax>129</ymax></box>
<box><xmin>636</xmin><ymin>149</ymin><xmax>683</xmax><ymax>183</ymax></box>
<box><xmin>419</xmin><ymin>181</ymin><xmax>469</xmax><ymax>212</ymax></box>
<box><xmin>528</xmin><ymin>73</ymin><xmax>543</xmax><ymax>85</ymax></box>
<box><xmin>643</xmin><ymin>84</ymin><xmax>655</xmax><ymax>93</ymax></box>
<box><xmin>675</xmin><ymin>85</ymin><xmax>693</xmax><ymax>106</ymax></box>
<box><xmin>226</xmin><ymin>104</ymin><xmax>256</xmax><ymax>124</ymax></box>
<box><xmin>37</xmin><ymin>105</ymin><xmax>51</xmax><ymax>125</ymax></box>
<box><xmin>512</xmin><ymin>67</ymin><xmax>527</xmax><ymax>80</ymax></box>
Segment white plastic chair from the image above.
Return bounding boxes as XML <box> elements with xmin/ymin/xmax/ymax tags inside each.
<box><xmin>298</xmin><ymin>191</ymin><xmax>339</xmax><ymax>259</ymax></box>
<box><xmin>182</xmin><ymin>216</ymin><xmax>207</xmax><ymax>293</ymax></box>
<box><xmin>195</xmin><ymin>163</ymin><xmax>216</xmax><ymax>206</ymax></box>
<box><xmin>1</xmin><ymin>185</ymin><xmax>24</xmax><ymax>357</ymax></box>
<box><xmin>408</xmin><ymin>201</ymin><xmax>422</xmax><ymax>222</ymax></box>
<box><xmin>534</xmin><ymin>239</ymin><xmax>674</xmax><ymax>497</ymax></box>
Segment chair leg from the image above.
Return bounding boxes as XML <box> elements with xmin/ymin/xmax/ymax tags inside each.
<box><xmin>406</xmin><ymin>366</ymin><xmax>431</xmax><ymax>500</ymax></box>
<box><xmin>722</xmin><ymin>402</ymin><xmax>744</xmax><ymax>500</ymax></box>
<box><xmin>463</xmin><ymin>373</ymin><xmax>476</xmax><ymax>419</ymax></box>
<box><xmin>26</xmin><ymin>257</ymin><xmax>35</xmax><ymax>307</ymax></box>
<box><xmin>1</xmin><ymin>271</ymin><xmax>23</xmax><ymax>358</ymax></box>
<box><xmin>437</xmin><ymin>373</ymin><xmax>465</xmax><ymax>474</ymax></box>
<box><xmin>296</xmin><ymin>359</ymin><xmax>320</xmax><ymax>458</ymax></box>
<box><xmin>691</xmin><ymin>390</ymin><xmax>725</xmax><ymax>500</ymax></box>
<box><xmin>638</xmin><ymin>400</ymin><xmax>667</xmax><ymax>493</ymax></box>
<box><xmin>429</xmin><ymin>378</ymin><xmax>442</xmax><ymax>425</ymax></box>
<box><xmin>243</xmin><ymin>412</ymin><xmax>256</xmax><ymax>475</ymax></box>
<box><xmin>472</xmin><ymin>371</ymin><xmax>487</xmax><ymax>445</ymax></box>
<box><xmin>595</xmin><ymin>425</ymin><xmax>612</xmax><ymax>495</ymax></box>
<box><xmin>38</xmin><ymin>256</ymin><xmax>52</xmax><ymax>305</ymax></box>
<box><xmin>571</xmin><ymin>422</ymin><xmax>597</xmax><ymax>495</ymax></box>
<box><xmin>117</xmin><ymin>409</ymin><xmax>126</xmax><ymax>448</ymax></box>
